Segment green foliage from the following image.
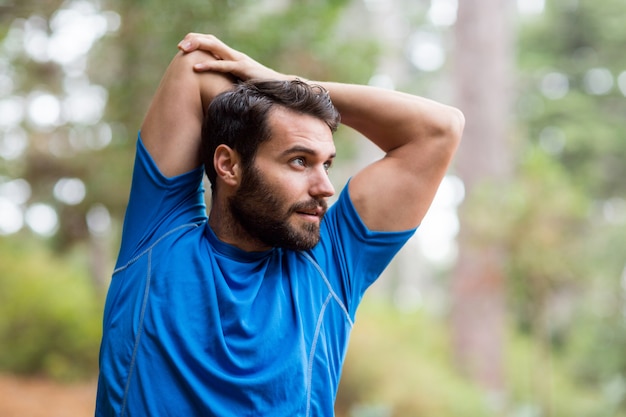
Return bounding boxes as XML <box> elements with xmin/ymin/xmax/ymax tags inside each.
<box><xmin>506</xmin><ymin>148</ymin><xmax>589</xmax><ymax>328</ymax></box>
<box><xmin>505</xmin><ymin>1</ymin><xmax>626</xmax><ymax>413</ymax></box>
<box><xmin>0</xmin><ymin>236</ymin><xmax>103</xmax><ymax>380</ymax></box>
<box><xmin>338</xmin><ymin>298</ymin><xmax>626</xmax><ymax>417</ymax></box>
<box><xmin>566</xmin><ymin>309</ymin><xmax>626</xmax><ymax>384</ymax></box>
<box><xmin>461</xmin><ymin>146</ymin><xmax>589</xmax><ymax>289</ymax></box>
<box><xmin>337</xmin><ymin>298</ymin><xmax>492</xmax><ymax>417</ymax></box>
<box><xmin>507</xmin><ymin>327</ymin><xmax>626</xmax><ymax>417</ymax></box>
<box><xmin>518</xmin><ymin>0</ymin><xmax>626</xmax><ymax>196</ymax></box>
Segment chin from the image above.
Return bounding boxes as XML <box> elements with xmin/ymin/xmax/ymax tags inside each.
<box><xmin>273</xmin><ymin>228</ymin><xmax>320</xmax><ymax>251</ymax></box>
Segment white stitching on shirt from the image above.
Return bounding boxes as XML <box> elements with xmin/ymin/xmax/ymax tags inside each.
<box><xmin>302</xmin><ymin>252</ymin><xmax>354</xmax><ymax>327</ymax></box>
<box><xmin>120</xmin><ymin>249</ymin><xmax>152</xmax><ymax>416</ymax></box>
<box><xmin>113</xmin><ymin>223</ymin><xmax>200</xmax><ymax>274</ymax></box>
<box><xmin>305</xmin><ymin>292</ymin><xmax>332</xmax><ymax>417</ymax></box>
<box><xmin>302</xmin><ymin>251</ymin><xmax>353</xmax><ymax>416</ymax></box>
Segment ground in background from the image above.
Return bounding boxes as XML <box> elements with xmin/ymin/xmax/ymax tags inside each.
<box><xmin>0</xmin><ymin>374</ymin><xmax>96</xmax><ymax>417</ymax></box>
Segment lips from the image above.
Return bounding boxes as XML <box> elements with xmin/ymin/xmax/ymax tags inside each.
<box><xmin>297</xmin><ymin>207</ymin><xmax>324</xmax><ymax>217</ymax></box>
<box><xmin>293</xmin><ymin>200</ymin><xmax>327</xmax><ymax>219</ymax></box>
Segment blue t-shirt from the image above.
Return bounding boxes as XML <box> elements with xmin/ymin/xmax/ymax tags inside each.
<box><xmin>96</xmin><ymin>135</ymin><xmax>415</xmax><ymax>416</ymax></box>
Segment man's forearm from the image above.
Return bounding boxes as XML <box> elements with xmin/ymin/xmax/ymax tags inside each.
<box><xmin>318</xmin><ymin>81</ymin><xmax>464</xmax><ymax>154</ymax></box>
<box><xmin>140</xmin><ymin>50</ymin><xmax>234</xmax><ymax>177</ymax></box>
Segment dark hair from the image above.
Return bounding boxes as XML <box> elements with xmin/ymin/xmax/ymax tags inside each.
<box><xmin>201</xmin><ymin>79</ymin><xmax>340</xmax><ymax>192</ymax></box>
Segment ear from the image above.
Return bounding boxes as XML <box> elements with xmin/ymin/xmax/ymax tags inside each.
<box><xmin>214</xmin><ymin>144</ymin><xmax>241</xmax><ymax>187</ymax></box>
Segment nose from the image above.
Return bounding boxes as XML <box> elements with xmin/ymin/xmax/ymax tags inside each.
<box><xmin>309</xmin><ymin>166</ymin><xmax>335</xmax><ymax>199</ymax></box>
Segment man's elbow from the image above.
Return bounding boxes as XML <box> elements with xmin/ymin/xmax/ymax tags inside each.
<box><xmin>446</xmin><ymin>106</ymin><xmax>465</xmax><ymax>145</ymax></box>
<box><xmin>433</xmin><ymin>106</ymin><xmax>464</xmax><ymax>156</ymax></box>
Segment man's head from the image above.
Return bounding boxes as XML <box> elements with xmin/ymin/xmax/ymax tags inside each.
<box><xmin>202</xmin><ymin>79</ymin><xmax>341</xmax><ymax>251</ymax></box>
<box><xmin>201</xmin><ymin>79</ymin><xmax>340</xmax><ymax>191</ymax></box>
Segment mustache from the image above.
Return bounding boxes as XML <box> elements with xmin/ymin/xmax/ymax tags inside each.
<box><xmin>290</xmin><ymin>199</ymin><xmax>328</xmax><ymax>215</ymax></box>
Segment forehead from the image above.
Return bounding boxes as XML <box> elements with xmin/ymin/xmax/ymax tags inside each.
<box><xmin>260</xmin><ymin>107</ymin><xmax>335</xmax><ymax>156</ymax></box>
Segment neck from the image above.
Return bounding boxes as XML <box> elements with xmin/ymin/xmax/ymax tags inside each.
<box><xmin>208</xmin><ymin>194</ymin><xmax>272</xmax><ymax>253</ymax></box>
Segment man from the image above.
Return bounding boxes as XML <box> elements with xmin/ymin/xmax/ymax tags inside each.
<box><xmin>96</xmin><ymin>33</ymin><xmax>464</xmax><ymax>416</ymax></box>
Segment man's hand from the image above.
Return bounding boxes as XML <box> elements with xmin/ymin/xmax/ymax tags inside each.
<box><xmin>178</xmin><ymin>33</ymin><xmax>291</xmax><ymax>82</ymax></box>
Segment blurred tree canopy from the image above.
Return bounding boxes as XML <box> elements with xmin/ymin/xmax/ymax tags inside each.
<box><xmin>470</xmin><ymin>0</ymin><xmax>626</xmax><ymax>413</ymax></box>
<box><xmin>513</xmin><ymin>0</ymin><xmax>626</xmax><ymax>373</ymax></box>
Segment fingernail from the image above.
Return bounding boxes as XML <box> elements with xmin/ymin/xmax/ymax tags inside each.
<box><xmin>179</xmin><ymin>41</ymin><xmax>192</xmax><ymax>51</ymax></box>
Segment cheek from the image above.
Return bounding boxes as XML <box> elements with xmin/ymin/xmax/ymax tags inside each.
<box><xmin>254</xmin><ymin>159</ymin><xmax>310</xmax><ymax>202</ymax></box>
<box><xmin>265</xmin><ymin>171</ymin><xmax>304</xmax><ymax>199</ymax></box>
<box><xmin>279</xmin><ymin>176</ymin><xmax>310</xmax><ymax>203</ymax></box>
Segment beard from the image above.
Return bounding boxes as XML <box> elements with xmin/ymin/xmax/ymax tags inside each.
<box><xmin>228</xmin><ymin>165</ymin><xmax>328</xmax><ymax>251</ymax></box>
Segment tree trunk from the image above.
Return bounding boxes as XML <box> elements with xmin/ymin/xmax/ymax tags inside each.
<box><xmin>451</xmin><ymin>0</ymin><xmax>515</xmax><ymax>403</ymax></box>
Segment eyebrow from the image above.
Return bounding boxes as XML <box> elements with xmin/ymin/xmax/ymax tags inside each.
<box><xmin>280</xmin><ymin>145</ymin><xmax>336</xmax><ymax>160</ymax></box>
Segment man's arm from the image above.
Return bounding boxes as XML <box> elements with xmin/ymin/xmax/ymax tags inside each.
<box><xmin>178</xmin><ymin>33</ymin><xmax>464</xmax><ymax>231</ymax></box>
<box><xmin>140</xmin><ymin>49</ymin><xmax>235</xmax><ymax>177</ymax></box>
<box><xmin>319</xmin><ymin>82</ymin><xmax>464</xmax><ymax>231</ymax></box>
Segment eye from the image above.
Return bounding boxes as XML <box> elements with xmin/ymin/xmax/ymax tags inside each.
<box><xmin>323</xmin><ymin>161</ymin><xmax>333</xmax><ymax>173</ymax></box>
<box><xmin>291</xmin><ymin>157</ymin><xmax>306</xmax><ymax>168</ymax></box>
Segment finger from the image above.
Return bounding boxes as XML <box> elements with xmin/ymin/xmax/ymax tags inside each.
<box><xmin>178</xmin><ymin>33</ymin><xmax>221</xmax><ymax>53</ymax></box>
<box><xmin>193</xmin><ymin>59</ymin><xmax>239</xmax><ymax>74</ymax></box>
<box><xmin>178</xmin><ymin>33</ymin><xmax>236</xmax><ymax>61</ymax></box>
<box><xmin>177</xmin><ymin>32</ymin><xmax>203</xmax><ymax>52</ymax></box>
<box><xmin>195</xmin><ymin>36</ymin><xmax>237</xmax><ymax>61</ymax></box>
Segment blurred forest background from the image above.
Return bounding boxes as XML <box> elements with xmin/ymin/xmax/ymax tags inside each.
<box><xmin>1</xmin><ymin>0</ymin><xmax>626</xmax><ymax>415</ymax></box>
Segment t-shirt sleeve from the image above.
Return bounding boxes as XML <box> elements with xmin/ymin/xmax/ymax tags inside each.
<box><xmin>115</xmin><ymin>133</ymin><xmax>207</xmax><ymax>269</ymax></box>
<box><xmin>316</xmin><ymin>181</ymin><xmax>417</xmax><ymax>318</ymax></box>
